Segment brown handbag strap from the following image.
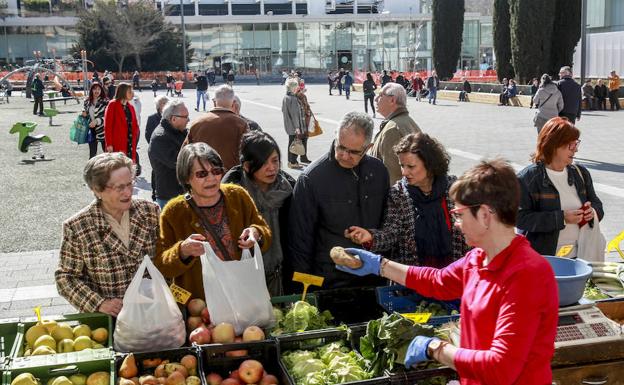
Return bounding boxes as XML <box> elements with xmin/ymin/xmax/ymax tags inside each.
<box><xmin>185</xmin><ymin>193</ymin><xmax>233</xmax><ymax>261</ymax></box>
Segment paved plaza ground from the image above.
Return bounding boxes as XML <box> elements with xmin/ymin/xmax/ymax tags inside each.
<box><xmin>1</xmin><ymin>83</ymin><xmax>623</xmax><ymax>318</ymax></box>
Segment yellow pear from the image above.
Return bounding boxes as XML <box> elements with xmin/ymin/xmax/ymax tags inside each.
<box><xmin>39</xmin><ymin>320</ymin><xmax>58</xmax><ymax>334</ymax></box>
<box><xmin>69</xmin><ymin>375</ymin><xmax>87</xmax><ymax>385</ymax></box>
<box><xmin>31</xmin><ymin>345</ymin><xmax>56</xmax><ymax>355</ymax></box>
<box><xmin>11</xmin><ymin>373</ymin><xmax>39</xmax><ymax>385</ymax></box>
<box><xmin>72</xmin><ymin>324</ymin><xmax>91</xmax><ymax>338</ymax></box>
<box><xmin>51</xmin><ymin>324</ymin><xmax>74</xmax><ymax>342</ymax></box>
<box><xmin>25</xmin><ymin>324</ymin><xmax>49</xmax><ymax>347</ymax></box>
<box><xmin>73</xmin><ymin>336</ymin><xmax>93</xmax><ymax>351</ymax></box>
<box><xmin>47</xmin><ymin>378</ymin><xmax>58</xmax><ymax>385</ymax></box>
<box><xmin>57</xmin><ymin>338</ymin><xmax>75</xmax><ymax>353</ymax></box>
<box><xmin>91</xmin><ymin>328</ymin><xmax>108</xmax><ymax>344</ymax></box>
<box><xmin>119</xmin><ymin>353</ymin><xmax>139</xmax><ymax>379</ymax></box>
<box><xmin>34</xmin><ymin>335</ymin><xmax>57</xmax><ymax>351</ymax></box>
<box><xmin>86</xmin><ymin>372</ymin><xmax>109</xmax><ymax>385</ymax></box>
<box><xmin>51</xmin><ymin>377</ymin><xmax>73</xmax><ymax>385</ymax></box>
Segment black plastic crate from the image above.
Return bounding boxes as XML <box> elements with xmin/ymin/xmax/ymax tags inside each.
<box><xmin>197</xmin><ymin>341</ymin><xmax>287</xmax><ymax>385</ymax></box>
<box><xmin>315</xmin><ymin>286</ymin><xmax>385</xmax><ymax>325</ymax></box>
<box><xmin>275</xmin><ymin>328</ymin><xmax>390</xmax><ymax>385</ymax></box>
<box><xmin>376</xmin><ymin>285</ymin><xmax>460</xmax><ymax>326</ymax></box>
<box><xmin>114</xmin><ymin>347</ymin><xmax>201</xmax><ymax>379</ymax></box>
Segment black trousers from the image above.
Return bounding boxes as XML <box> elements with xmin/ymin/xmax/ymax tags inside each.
<box><xmin>609</xmin><ymin>90</ymin><xmax>620</xmax><ymax>110</ymax></box>
<box><xmin>89</xmin><ymin>140</ymin><xmax>105</xmax><ymax>158</ymax></box>
<box><xmin>33</xmin><ymin>96</ymin><xmax>43</xmax><ymax>114</ymax></box>
<box><xmin>287</xmin><ymin>135</ymin><xmax>308</xmax><ymax>163</ymax></box>
<box><xmin>596</xmin><ymin>97</ymin><xmax>607</xmax><ymax>110</ymax></box>
<box><xmin>364</xmin><ymin>94</ymin><xmax>375</xmax><ymax>113</ymax></box>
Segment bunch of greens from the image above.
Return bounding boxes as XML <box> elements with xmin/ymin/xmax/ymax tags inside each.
<box><xmin>282</xmin><ymin>341</ymin><xmax>372</xmax><ymax>385</ymax></box>
<box><xmin>271</xmin><ymin>301</ymin><xmax>333</xmax><ymax>336</ymax></box>
<box><xmin>359</xmin><ymin>312</ymin><xmax>435</xmax><ymax>376</ymax></box>
<box><xmin>413</xmin><ymin>300</ymin><xmax>458</xmax><ymax>317</ymax></box>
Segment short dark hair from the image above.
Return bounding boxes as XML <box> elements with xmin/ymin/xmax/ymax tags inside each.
<box><xmin>177</xmin><ymin>143</ymin><xmax>224</xmax><ymax>192</ymax></box>
<box><xmin>240</xmin><ymin>131</ymin><xmax>281</xmax><ymax>178</ymax></box>
<box><xmin>449</xmin><ymin>158</ymin><xmax>519</xmax><ymax>226</ymax></box>
<box><xmin>393</xmin><ymin>133</ymin><xmax>450</xmax><ymax>178</ymax></box>
<box><xmin>532</xmin><ymin>117</ymin><xmax>580</xmax><ymax>164</ymax></box>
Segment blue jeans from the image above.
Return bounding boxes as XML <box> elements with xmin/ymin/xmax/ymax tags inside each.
<box><xmin>196</xmin><ymin>90</ymin><xmax>207</xmax><ymax>110</ymax></box>
<box><xmin>428</xmin><ymin>88</ymin><xmax>437</xmax><ymax>104</ymax></box>
<box><xmin>345</xmin><ymin>86</ymin><xmax>351</xmax><ymax>99</ymax></box>
<box><xmin>156</xmin><ymin>198</ymin><xmax>170</xmax><ymax>209</ymax></box>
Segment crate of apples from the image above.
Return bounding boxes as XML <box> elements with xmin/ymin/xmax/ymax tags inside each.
<box><xmin>117</xmin><ymin>351</ymin><xmax>200</xmax><ymax>385</ymax></box>
<box><xmin>205</xmin><ymin>360</ymin><xmax>278</xmax><ymax>385</ymax></box>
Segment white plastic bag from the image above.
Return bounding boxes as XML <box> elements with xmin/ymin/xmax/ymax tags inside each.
<box><xmin>113</xmin><ymin>256</ymin><xmax>186</xmax><ymax>352</ymax></box>
<box><xmin>201</xmin><ymin>240</ymin><xmax>274</xmax><ymax>335</ymax></box>
<box><xmin>578</xmin><ymin>209</ymin><xmax>606</xmax><ymax>262</ymax></box>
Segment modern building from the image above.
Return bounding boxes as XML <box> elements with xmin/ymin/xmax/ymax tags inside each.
<box><xmin>0</xmin><ymin>0</ymin><xmax>494</xmax><ymax>76</ymax></box>
<box><xmin>573</xmin><ymin>0</ymin><xmax>624</xmax><ymax>77</ymax></box>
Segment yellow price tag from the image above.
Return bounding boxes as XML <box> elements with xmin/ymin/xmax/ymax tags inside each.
<box><xmin>292</xmin><ymin>272</ymin><xmax>324</xmax><ymax>302</ymax></box>
<box><xmin>556</xmin><ymin>245</ymin><xmax>574</xmax><ymax>257</ymax></box>
<box><xmin>607</xmin><ymin>231</ymin><xmax>624</xmax><ymax>259</ymax></box>
<box><xmin>401</xmin><ymin>313</ymin><xmax>432</xmax><ymax>324</ymax></box>
<box><xmin>170</xmin><ymin>283</ymin><xmax>192</xmax><ymax>305</ymax></box>
<box><xmin>33</xmin><ymin>306</ymin><xmax>42</xmax><ymax>323</ymax></box>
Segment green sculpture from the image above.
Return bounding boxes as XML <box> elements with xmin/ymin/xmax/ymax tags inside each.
<box><xmin>10</xmin><ymin>121</ymin><xmax>51</xmax><ymax>160</ymax></box>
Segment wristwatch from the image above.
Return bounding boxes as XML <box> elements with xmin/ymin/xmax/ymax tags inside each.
<box><xmin>427</xmin><ymin>338</ymin><xmax>445</xmax><ymax>360</ymax></box>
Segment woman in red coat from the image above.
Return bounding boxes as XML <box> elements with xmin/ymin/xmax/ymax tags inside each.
<box><xmin>104</xmin><ymin>82</ymin><xmax>139</xmax><ymax>162</ymax></box>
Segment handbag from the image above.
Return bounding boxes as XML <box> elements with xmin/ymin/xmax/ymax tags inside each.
<box><xmin>289</xmin><ymin>138</ymin><xmax>306</xmax><ymax>156</ymax></box>
<box><xmin>69</xmin><ymin>115</ymin><xmax>89</xmax><ymax>144</ymax></box>
<box><xmin>573</xmin><ymin>164</ymin><xmax>606</xmax><ymax>262</ymax></box>
<box><xmin>307</xmin><ymin>114</ymin><xmax>323</xmax><ymax>138</ymax></box>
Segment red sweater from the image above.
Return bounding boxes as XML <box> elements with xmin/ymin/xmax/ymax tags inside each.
<box><xmin>406</xmin><ymin>235</ymin><xmax>558</xmax><ymax>385</ymax></box>
<box><xmin>104</xmin><ymin>99</ymin><xmax>139</xmax><ymax>162</ymax></box>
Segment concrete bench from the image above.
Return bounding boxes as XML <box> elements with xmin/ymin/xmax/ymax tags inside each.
<box><xmin>436</xmin><ymin>90</ymin><xmax>532</xmax><ymax>106</ymax></box>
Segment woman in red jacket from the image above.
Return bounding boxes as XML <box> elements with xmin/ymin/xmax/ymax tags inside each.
<box><xmin>104</xmin><ymin>82</ymin><xmax>139</xmax><ymax>162</ymax></box>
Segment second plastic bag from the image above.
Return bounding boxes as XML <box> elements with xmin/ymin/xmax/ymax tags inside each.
<box><xmin>113</xmin><ymin>255</ymin><xmax>186</xmax><ymax>352</ymax></box>
<box><xmin>201</xmin><ymin>240</ymin><xmax>274</xmax><ymax>335</ymax></box>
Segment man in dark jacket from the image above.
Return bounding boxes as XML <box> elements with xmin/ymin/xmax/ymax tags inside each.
<box><xmin>426</xmin><ymin>70</ymin><xmax>440</xmax><ymax>105</ymax></box>
<box><xmin>343</xmin><ymin>71</ymin><xmax>354</xmax><ymax>100</ymax></box>
<box><xmin>103</xmin><ymin>77</ymin><xmax>116</xmax><ymax>100</ymax></box>
<box><xmin>381</xmin><ymin>70</ymin><xmax>392</xmax><ymax>87</ymax></box>
<box><xmin>148</xmin><ymin>99</ymin><xmax>188</xmax><ymax>209</ymax></box>
<box><xmin>337</xmin><ymin>68</ymin><xmax>346</xmax><ymax>96</ymax></box>
<box><xmin>194</xmin><ymin>71</ymin><xmax>209</xmax><ymax>111</ymax></box>
<box><xmin>557</xmin><ymin>66</ymin><xmax>582</xmax><ymax>123</ymax></box>
<box><xmin>288</xmin><ymin>111</ymin><xmax>389</xmax><ymax>289</ymax></box>
<box><xmin>145</xmin><ymin>95</ymin><xmax>170</xmax><ymax>201</ymax></box>
<box><xmin>32</xmin><ymin>73</ymin><xmax>44</xmax><ymax>116</ymax></box>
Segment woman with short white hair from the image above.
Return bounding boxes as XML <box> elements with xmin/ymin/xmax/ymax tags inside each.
<box><xmin>281</xmin><ymin>78</ymin><xmax>307</xmax><ymax>169</ymax></box>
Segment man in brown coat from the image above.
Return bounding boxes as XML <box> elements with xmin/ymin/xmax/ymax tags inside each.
<box><xmin>184</xmin><ymin>85</ymin><xmax>249</xmax><ymax>170</ymax></box>
<box><xmin>369</xmin><ymin>83</ymin><xmax>422</xmax><ymax>185</ymax></box>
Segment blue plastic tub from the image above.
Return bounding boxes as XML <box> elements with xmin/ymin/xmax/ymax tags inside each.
<box><xmin>544</xmin><ymin>256</ymin><xmax>593</xmax><ymax>306</ymax></box>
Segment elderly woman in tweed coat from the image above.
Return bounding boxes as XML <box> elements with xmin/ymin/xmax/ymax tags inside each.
<box><xmin>55</xmin><ymin>152</ymin><xmax>159</xmax><ymax>317</ymax></box>
<box><xmin>346</xmin><ymin>133</ymin><xmax>470</xmax><ymax>268</ymax></box>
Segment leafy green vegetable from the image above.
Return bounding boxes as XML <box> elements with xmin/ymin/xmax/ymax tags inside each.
<box><xmin>271</xmin><ymin>301</ymin><xmax>334</xmax><ymax>336</ymax></box>
<box><xmin>359</xmin><ymin>312</ymin><xmax>435</xmax><ymax>376</ymax></box>
<box><xmin>584</xmin><ymin>280</ymin><xmax>609</xmax><ymax>300</ymax></box>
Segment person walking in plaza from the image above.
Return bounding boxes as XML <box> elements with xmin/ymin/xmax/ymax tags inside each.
<box><xmin>582</xmin><ymin>79</ymin><xmax>595</xmax><ymax>110</ymax></box>
<box><xmin>594</xmin><ymin>79</ymin><xmax>608</xmax><ymax>110</ymax></box>
<box><xmin>411</xmin><ymin>74</ymin><xmax>424</xmax><ymax>101</ymax></box>
<box><xmin>103</xmin><ymin>77</ymin><xmax>116</xmax><ymax>100</ymax></box>
<box><xmin>347</xmin><ymin>133</ymin><xmax>470</xmax><ymax>268</ymax></box>
<box><xmin>154</xmin><ymin>142</ymin><xmax>272</xmax><ymax>301</ymax></box>
<box><xmin>294</xmin><ymin>81</ymin><xmax>312</xmax><ymax>164</ymax></box>
<box><xmin>426</xmin><ymin>70</ymin><xmax>440</xmax><ymax>105</ymax></box>
<box><xmin>327</xmin><ymin>71</ymin><xmax>334</xmax><ymax>95</ymax></box>
<box><xmin>83</xmin><ymin>82</ymin><xmax>108</xmax><ymax>158</ymax></box>
<box><xmin>194</xmin><ymin>70</ymin><xmax>209</xmax><ymax>112</ymax></box>
<box><xmin>370</xmin><ymin>83</ymin><xmax>422</xmax><ymax>185</ymax></box>
<box><xmin>226</xmin><ymin>70</ymin><xmax>235</xmax><ymax>87</ymax></box>
<box><xmin>608</xmin><ymin>70</ymin><xmax>621</xmax><ymax>111</ymax></box>
<box><xmin>381</xmin><ymin>70</ymin><xmax>392</xmax><ymax>87</ymax></box>
<box><xmin>336</xmin><ymin>68</ymin><xmax>346</xmax><ymax>96</ymax></box>
<box><xmin>288</xmin><ymin>111</ymin><xmax>389</xmax><ymax>290</ymax></box>
<box><xmin>31</xmin><ymin>73</ymin><xmax>44</xmax><ymax>116</ymax></box>
<box><xmin>148</xmin><ymin>100</ymin><xmax>189</xmax><ymax>209</ymax></box>
<box><xmin>517</xmin><ymin>117</ymin><xmax>603</xmax><ymax>258</ymax></box>
<box><xmin>150</xmin><ymin>78</ymin><xmax>159</xmax><ymax>97</ymax></box>
<box><xmin>557</xmin><ymin>66</ymin><xmax>582</xmax><ymax>123</ymax></box>
<box><xmin>132</xmin><ymin>71</ymin><xmax>141</xmax><ymax>92</ymax></box>
<box><xmin>532</xmin><ymin>74</ymin><xmax>564</xmax><ymax>133</ymax></box>
<box><xmin>458</xmin><ymin>77</ymin><xmax>471</xmax><ymax>102</ymax></box>
<box><xmin>56</xmin><ymin>152</ymin><xmax>159</xmax><ymax>316</ymax></box>
<box><xmin>363</xmin><ymin>72</ymin><xmax>377</xmax><ymax>117</ymax></box>
<box><xmin>282</xmin><ymin>79</ymin><xmax>307</xmax><ymax>169</ymax></box>
<box><xmin>206</xmin><ymin>68</ymin><xmax>216</xmax><ymax>86</ymax></box>
<box><xmin>222</xmin><ymin>131</ymin><xmax>295</xmax><ymax>296</ymax></box>
<box><xmin>104</xmin><ymin>83</ymin><xmax>140</xmax><ymax>163</ymax></box>
<box><xmin>166</xmin><ymin>72</ymin><xmax>175</xmax><ymax>97</ymax></box>
<box><xmin>342</xmin><ymin>71</ymin><xmax>354</xmax><ymax>100</ymax></box>
<box><xmin>529</xmin><ymin>78</ymin><xmax>539</xmax><ymax>108</ymax></box>
<box><xmin>335</xmin><ymin>159</ymin><xmax>558</xmax><ymax>385</ymax></box>
<box><xmin>185</xmin><ymin>85</ymin><xmax>249</xmax><ymax>171</ymax></box>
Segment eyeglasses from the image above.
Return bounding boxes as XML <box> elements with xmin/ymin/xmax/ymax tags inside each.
<box><xmin>193</xmin><ymin>168</ymin><xmax>224</xmax><ymax>179</ymax></box>
<box><xmin>105</xmin><ymin>179</ymin><xmax>135</xmax><ymax>193</ymax></box>
<box><xmin>173</xmin><ymin>115</ymin><xmax>190</xmax><ymax>120</ymax></box>
<box><xmin>449</xmin><ymin>204</ymin><xmax>482</xmax><ymax>223</ymax></box>
<box><xmin>568</xmin><ymin>140</ymin><xmax>581</xmax><ymax>151</ymax></box>
<box><xmin>335</xmin><ymin>142</ymin><xmax>367</xmax><ymax>157</ymax></box>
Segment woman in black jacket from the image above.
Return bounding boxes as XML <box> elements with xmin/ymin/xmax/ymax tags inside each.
<box><xmin>222</xmin><ymin>131</ymin><xmax>295</xmax><ymax>296</ymax></box>
<box><xmin>363</xmin><ymin>72</ymin><xmax>377</xmax><ymax>117</ymax></box>
<box><xmin>82</xmin><ymin>82</ymin><xmax>108</xmax><ymax>158</ymax></box>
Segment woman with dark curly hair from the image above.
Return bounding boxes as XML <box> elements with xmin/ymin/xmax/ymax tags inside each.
<box><xmin>346</xmin><ymin>133</ymin><xmax>470</xmax><ymax>267</ymax></box>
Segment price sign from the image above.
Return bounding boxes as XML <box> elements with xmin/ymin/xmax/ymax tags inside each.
<box><xmin>556</xmin><ymin>245</ymin><xmax>574</xmax><ymax>257</ymax></box>
<box><xmin>170</xmin><ymin>283</ymin><xmax>192</xmax><ymax>305</ymax></box>
<box><xmin>401</xmin><ymin>313</ymin><xmax>432</xmax><ymax>324</ymax></box>
<box><xmin>292</xmin><ymin>272</ymin><xmax>324</xmax><ymax>302</ymax></box>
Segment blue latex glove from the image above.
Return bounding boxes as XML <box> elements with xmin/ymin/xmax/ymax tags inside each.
<box><xmin>404</xmin><ymin>336</ymin><xmax>436</xmax><ymax>367</ymax></box>
<box><xmin>334</xmin><ymin>248</ymin><xmax>381</xmax><ymax>276</ymax></box>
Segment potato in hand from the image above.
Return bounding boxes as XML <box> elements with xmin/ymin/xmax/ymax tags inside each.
<box><xmin>330</xmin><ymin>247</ymin><xmax>363</xmax><ymax>269</ymax></box>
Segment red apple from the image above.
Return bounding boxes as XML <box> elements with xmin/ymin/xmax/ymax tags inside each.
<box><xmin>189</xmin><ymin>325</ymin><xmax>212</xmax><ymax>345</ymax></box>
<box><xmin>187</xmin><ymin>298</ymin><xmax>207</xmax><ymax>316</ymax></box>
<box><xmin>259</xmin><ymin>375</ymin><xmax>278</xmax><ymax>385</ymax></box>
<box><xmin>200</xmin><ymin>307</ymin><xmax>211</xmax><ymax>324</ymax></box>
<box><xmin>238</xmin><ymin>360</ymin><xmax>264</xmax><ymax>384</ymax></box>
<box><xmin>229</xmin><ymin>370</ymin><xmax>240</xmax><ymax>381</ymax></box>
<box><xmin>187</xmin><ymin>316</ymin><xmax>204</xmax><ymax>331</ymax></box>
<box><xmin>205</xmin><ymin>373</ymin><xmax>222</xmax><ymax>385</ymax></box>
<box><xmin>221</xmin><ymin>379</ymin><xmax>241</xmax><ymax>385</ymax></box>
